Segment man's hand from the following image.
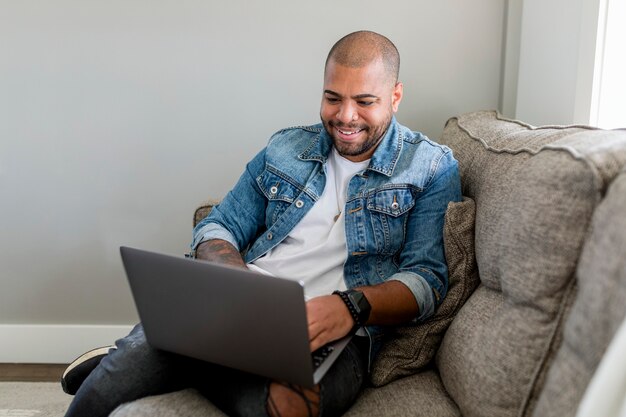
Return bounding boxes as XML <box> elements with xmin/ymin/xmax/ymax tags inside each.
<box><xmin>306</xmin><ymin>294</ymin><xmax>354</xmax><ymax>352</ymax></box>
<box><xmin>306</xmin><ymin>281</ymin><xmax>420</xmax><ymax>352</ymax></box>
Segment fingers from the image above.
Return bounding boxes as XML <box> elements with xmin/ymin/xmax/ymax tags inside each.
<box><xmin>308</xmin><ymin>322</ymin><xmax>329</xmax><ymax>352</ymax></box>
<box><xmin>306</xmin><ymin>294</ymin><xmax>354</xmax><ymax>351</ymax></box>
<box><xmin>308</xmin><ymin>317</ymin><xmax>346</xmax><ymax>352</ymax></box>
<box><xmin>306</xmin><ymin>299</ymin><xmax>336</xmax><ymax>351</ymax></box>
<box><xmin>309</xmin><ymin>332</ymin><xmax>328</xmax><ymax>353</ymax></box>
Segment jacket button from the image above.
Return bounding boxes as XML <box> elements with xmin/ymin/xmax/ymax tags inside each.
<box><xmin>391</xmin><ymin>202</ymin><xmax>399</xmax><ymax>210</ymax></box>
<box><xmin>270</xmin><ymin>186</ymin><xmax>278</xmax><ymax>195</ymax></box>
<box><xmin>267</xmin><ymin>232</ymin><xmax>273</xmax><ymax>240</ymax></box>
<box><xmin>295</xmin><ymin>200</ymin><xmax>304</xmax><ymax>208</ymax></box>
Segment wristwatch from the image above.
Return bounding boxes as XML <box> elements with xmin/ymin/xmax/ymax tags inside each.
<box><xmin>333</xmin><ymin>289</ymin><xmax>371</xmax><ymax>329</ymax></box>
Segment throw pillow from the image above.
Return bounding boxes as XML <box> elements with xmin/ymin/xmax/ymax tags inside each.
<box><xmin>370</xmin><ymin>196</ymin><xmax>479</xmax><ymax>386</ymax></box>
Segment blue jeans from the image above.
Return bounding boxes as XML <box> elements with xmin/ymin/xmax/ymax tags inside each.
<box><xmin>64</xmin><ymin>324</ymin><xmax>368</xmax><ymax>417</ymax></box>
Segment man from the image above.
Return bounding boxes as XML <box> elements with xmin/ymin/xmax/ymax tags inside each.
<box><xmin>64</xmin><ymin>30</ymin><xmax>461</xmax><ymax>417</ymax></box>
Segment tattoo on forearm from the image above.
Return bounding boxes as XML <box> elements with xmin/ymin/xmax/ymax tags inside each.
<box><xmin>196</xmin><ymin>239</ymin><xmax>247</xmax><ymax>269</ymax></box>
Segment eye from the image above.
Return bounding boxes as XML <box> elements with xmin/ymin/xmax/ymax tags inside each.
<box><xmin>358</xmin><ymin>101</ymin><xmax>375</xmax><ymax>107</ymax></box>
<box><xmin>325</xmin><ymin>97</ymin><xmax>340</xmax><ymax>104</ymax></box>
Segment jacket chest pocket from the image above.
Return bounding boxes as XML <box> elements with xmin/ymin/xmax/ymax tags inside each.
<box><xmin>256</xmin><ymin>169</ymin><xmax>302</xmax><ymax>227</ymax></box>
<box><xmin>366</xmin><ymin>188</ymin><xmax>416</xmax><ymax>255</ymax></box>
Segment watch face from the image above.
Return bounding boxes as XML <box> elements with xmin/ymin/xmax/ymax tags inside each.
<box><xmin>348</xmin><ymin>290</ymin><xmax>371</xmax><ymax>319</ymax></box>
<box><xmin>349</xmin><ymin>291</ymin><xmax>363</xmax><ymax>309</ymax></box>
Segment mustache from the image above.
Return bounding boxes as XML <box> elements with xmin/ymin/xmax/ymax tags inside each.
<box><xmin>328</xmin><ymin>120</ymin><xmax>368</xmax><ymax>130</ymax></box>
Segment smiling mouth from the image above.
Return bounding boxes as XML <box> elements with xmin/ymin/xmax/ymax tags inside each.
<box><xmin>337</xmin><ymin>128</ymin><xmax>363</xmax><ymax>135</ymax></box>
<box><xmin>334</xmin><ymin>126</ymin><xmax>365</xmax><ymax>140</ymax></box>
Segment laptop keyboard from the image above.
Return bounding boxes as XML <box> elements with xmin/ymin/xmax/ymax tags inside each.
<box><xmin>312</xmin><ymin>344</ymin><xmax>335</xmax><ymax>370</ymax></box>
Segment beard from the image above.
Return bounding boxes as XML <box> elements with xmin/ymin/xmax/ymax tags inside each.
<box><xmin>321</xmin><ymin>112</ymin><xmax>392</xmax><ymax>159</ymax></box>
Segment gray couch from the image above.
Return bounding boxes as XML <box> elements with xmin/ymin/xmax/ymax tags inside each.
<box><xmin>111</xmin><ymin>111</ymin><xmax>626</xmax><ymax>417</ymax></box>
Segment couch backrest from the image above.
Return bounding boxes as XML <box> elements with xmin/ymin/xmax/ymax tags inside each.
<box><xmin>435</xmin><ymin>111</ymin><xmax>626</xmax><ymax>417</ymax></box>
<box><xmin>532</xmin><ymin>166</ymin><xmax>626</xmax><ymax>417</ymax></box>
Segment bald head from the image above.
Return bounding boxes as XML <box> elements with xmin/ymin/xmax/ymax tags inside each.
<box><xmin>325</xmin><ymin>31</ymin><xmax>400</xmax><ymax>86</ymax></box>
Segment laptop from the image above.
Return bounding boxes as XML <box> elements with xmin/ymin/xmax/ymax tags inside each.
<box><xmin>120</xmin><ymin>246</ymin><xmax>352</xmax><ymax>388</ymax></box>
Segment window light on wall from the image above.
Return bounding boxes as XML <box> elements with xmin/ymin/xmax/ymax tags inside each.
<box><xmin>591</xmin><ymin>0</ymin><xmax>626</xmax><ymax>129</ymax></box>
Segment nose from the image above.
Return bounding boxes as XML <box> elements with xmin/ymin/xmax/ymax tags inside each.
<box><xmin>336</xmin><ymin>103</ymin><xmax>358</xmax><ymax>124</ymax></box>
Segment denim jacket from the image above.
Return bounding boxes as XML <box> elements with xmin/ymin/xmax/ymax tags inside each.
<box><xmin>191</xmin><ymin>117</ymin><xmax>462</xmax><ymax>363</ymax></box>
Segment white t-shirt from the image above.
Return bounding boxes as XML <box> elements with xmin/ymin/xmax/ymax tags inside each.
<box><xmin>248</xmin><ymin>147</ymin><xmax>370</xmax><ymax>300</ymax></box>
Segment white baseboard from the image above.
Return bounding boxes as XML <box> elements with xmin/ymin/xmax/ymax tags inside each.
<box><xmin>0</xmin><ymin>324</ymin><xmax>135</xmax><ymax>363</ymax></box>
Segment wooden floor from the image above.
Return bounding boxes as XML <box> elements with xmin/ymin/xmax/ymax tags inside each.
<box><xmin>0</xmin><ymin>363</ymin><xmax>69</xmax><ymax>382</ymax></box>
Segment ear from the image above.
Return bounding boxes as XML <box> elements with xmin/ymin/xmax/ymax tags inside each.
<box><xmin>391</xmin><ymin>82</ymin><xmax>403</xmax><ymax>113</ymax></box>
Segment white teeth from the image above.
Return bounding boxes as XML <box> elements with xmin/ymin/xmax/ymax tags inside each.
<box><xmin>338</xmin><ymin>128</ymin><xmax>361</xmax><ymax>135</ymax></box>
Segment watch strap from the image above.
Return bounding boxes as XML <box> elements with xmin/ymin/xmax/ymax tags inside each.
<box><xmin>333</xmin><ymin>290</ymin><xmax>368</xmax><ymax>328</ymax></box>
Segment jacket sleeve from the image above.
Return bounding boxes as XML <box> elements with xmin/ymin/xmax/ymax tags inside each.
<box><xmin>388</xmin><ymin>150</ymin><xmax>462</xmax><ymax>322</ymax></box>
<box><xmin>191</xmin><ymin>147</ymin><xmax>268</xmax><ymax>253</ymax></box>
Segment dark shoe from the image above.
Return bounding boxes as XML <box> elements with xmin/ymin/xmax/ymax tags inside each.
<box><xmin>61</xmin><ymin>345</ymin><xmax>116</xmax><ymax>395</ymax></box>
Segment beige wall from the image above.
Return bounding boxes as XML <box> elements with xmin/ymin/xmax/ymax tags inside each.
<box><xmin>0</xmin><ymin>1</ymin><xmax>506</xmax><ymax>361</ymax></box>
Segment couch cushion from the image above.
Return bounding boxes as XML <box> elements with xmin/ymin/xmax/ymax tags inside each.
<box><xmin>110</xmin><ymin>369</ymin><xmax>459</xmax><ymax>417</ymax></box>
<box><xmin>370</xmin><ymin>197</ymin><xmax>478</xmax><ymax>386</ymax></box>
<box><xmin>436</xmin><ymin>111</ymin><xmax>626</xmax><ymax>417</ymax></box>
<box><xmin>531</xmin><ymin>167</ymin><xmax>626</xmax><ymax>417</ymax></box>
<box><xmin>345</xmin><ymin>369</ymin><xmax>460</xmax><ymax>417</ymax></box>
<box><xmin>109</xmin><ymin>388</ymin><xmax>226</xmax><ymax>417</ymax></box>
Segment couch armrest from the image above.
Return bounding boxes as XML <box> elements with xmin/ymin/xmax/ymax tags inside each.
<box><xmin>193</xmin><ymin>200</ymin><xmax>219</xmax><ymax>228</ymax></box>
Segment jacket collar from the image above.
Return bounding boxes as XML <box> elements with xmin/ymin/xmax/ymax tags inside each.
<box><xmin>298</xmin><ymin>117</ymin><xmax>402</xmax><ymax>177</ymax></box>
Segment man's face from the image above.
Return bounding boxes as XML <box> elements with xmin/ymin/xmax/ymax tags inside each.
<box><xmin>320</xmin><ymin>59</ymin><xmax>403</xmax><ymax>162</ymax></box>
